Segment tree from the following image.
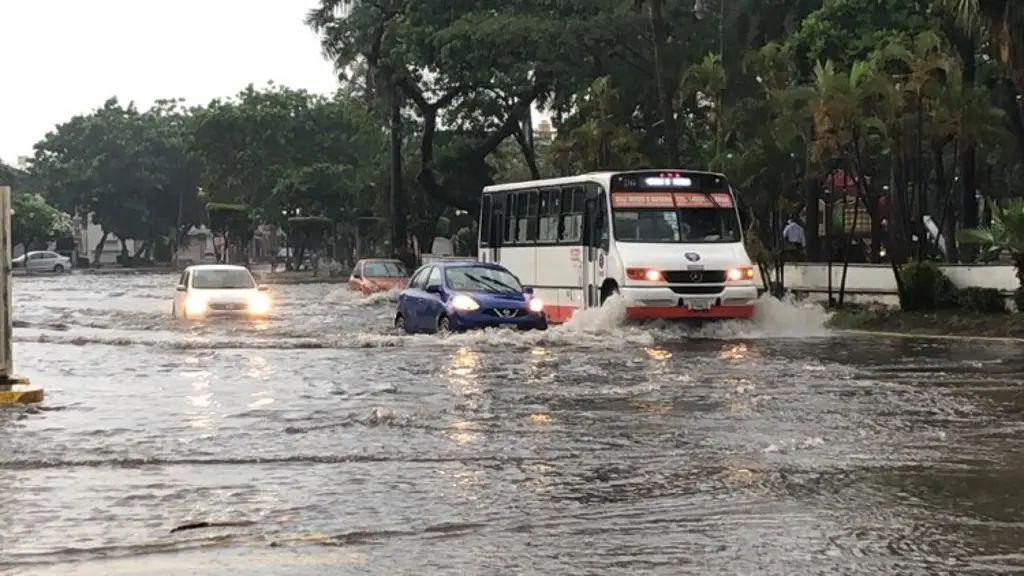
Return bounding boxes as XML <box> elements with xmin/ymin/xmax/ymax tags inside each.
<box><xmin>32</xmin><ymin>98</ymin><xmax>202</xmax><ymax>264</ymax></box>
<box><xmin>10</xmin><ymin>192</ymin><xmax>73</xmax><ymax>251</ymax></box>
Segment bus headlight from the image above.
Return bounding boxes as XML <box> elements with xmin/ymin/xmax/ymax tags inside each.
<box><xmin>726</xmin><ymin>266</ymin><xmax>755</xmax><ymax>282</ymax></box>
<box><xmin>528</xmin><ymin>298</ymin><xmax>544</xmax><ymax>313</ymax></box>
<box><xmin>626</xmin><ymin>267</ymin><xmax>663</xmax><ymax>281</ymax></box>
<box><xmin>184</xmin><ymin>295</ymin><xmax>207</xmax><ymax>316</ymax></box>
<box><xmin>248</xmin><ymin>293</ymin><xmax>271</xmax><ymax>316</ymax></box>
<box><xmin>450</xmin><ymin>294</ymin><xmax>480</xmax><ymax>311</ymax></box>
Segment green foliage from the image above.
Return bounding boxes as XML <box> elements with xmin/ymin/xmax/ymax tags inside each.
<box><xmin>900</xmin><ymin>261</ymin><xmax>959</xmax><ymax>311</ymax></box>
<box><xmin>11</xmin><ymin>192</ymin><xmax>73</xmax><ymax>249</ymax></box>
<box><xmin>32</xmin><ymin>98</ymin><xmax>203</xmax><ymax>245</ymax></box>
<box><xmin>957</xmin><ymin>287</ymin><xmax>1006</xmax><ymax>313</ymax></box>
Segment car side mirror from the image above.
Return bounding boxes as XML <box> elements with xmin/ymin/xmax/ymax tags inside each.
<box><xmin>523</xmin><ymin>286</ymin><xmax>534</xmax><ymax>295</ymax></box>
<box><xmin>176</xmin><ymin>285</ymin><xmax>187</xmax><ymax>292</ymax></box>
<box><xmin>258</xmin><ymin>284</ymin><xmax>269</xmax><ymax>291</ymax></box>
<box><xmin>352</xmin><ymin>274</ymin><xmax>361</xmax><ymax>279</ymax></box>
<box><xmin>425</xmin><ymin>284</ymin><xmax>442</xmax><ymax>294</ymax></box>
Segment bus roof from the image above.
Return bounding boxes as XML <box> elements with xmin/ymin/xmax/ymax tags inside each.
<box><xmin>482</xmin><ymin>169</ymin><xmax>727</xmax><ymax>194</ymax></box>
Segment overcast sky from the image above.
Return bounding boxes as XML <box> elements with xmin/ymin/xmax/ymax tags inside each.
<box><xmin>0</xmin><ymin>0</ymin><xmax>340</xmax><ymax>165</ymax></box>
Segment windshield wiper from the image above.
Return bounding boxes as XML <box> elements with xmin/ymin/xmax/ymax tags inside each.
<box><xmin>465</xmin><ymin>273</ymin><xmax>518</xmax><ymax>293</ymax></box>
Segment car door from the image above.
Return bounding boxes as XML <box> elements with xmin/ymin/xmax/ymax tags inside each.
<box><xmin>26</xmin><ymin>252</ymin><xmax>45</xmax><ymax>272</ymax></box>
<box><xmin>422</xmin><ymin>266</ymin><xmax>446</xmax><ymax>329</ymax></box>
<box><xmin>349</xmin><ymin>261</ymin><xmax>364</xmax><ymax>291</ymax></box>
<box><xmin>174</xmin><ymin>271</ymin><xmax>190</xmax><ymax>314</ymax></box>
<box><xmin>400</xmin><ymin>267</ymin><xmax>428</xmax><ymax>332</ymax></box>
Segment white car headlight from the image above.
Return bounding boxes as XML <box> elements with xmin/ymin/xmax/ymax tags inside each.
<box><xmin>184</xmin><ymin>295</ymin><xmax>207</xmax><ymax>316</ymax></box>
<box><xmin>528</xmin><ymin>298</ymin><xmax>544</xmax><ymax>313</ymax></box>
<box><xmin>248</xmin><ymin>293</ymin><xmax>271</xmax><ymax>316</ymax></box>
<box><xmin>450</xmin><ymin>294</ymin><xmax>479</xmax><ymax>311</ymax></box>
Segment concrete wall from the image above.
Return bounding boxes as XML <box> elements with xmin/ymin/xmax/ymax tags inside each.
<box><xmin>755</xmin><ymin>263</ymin><xmax>1018</xmax><ymax>295</ymax></box>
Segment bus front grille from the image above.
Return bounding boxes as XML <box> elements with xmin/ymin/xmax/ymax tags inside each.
<box><xmin>669</xmin><ymin>285</ymin><xmax>725</xmax><ymax>295</ymax></box>
<box><xmin>663</xmin><ymin>270</ymin><xmax>727</xmax><ymax>283</ymax></box>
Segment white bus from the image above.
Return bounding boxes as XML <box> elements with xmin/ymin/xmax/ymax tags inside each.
<box><xmin>478</xmin><ymin>170</ymin><xmax>758</xmax><ymax>323</ymax></box>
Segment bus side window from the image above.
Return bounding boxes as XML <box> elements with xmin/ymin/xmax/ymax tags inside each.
<box><xmin>538</xmin><ymin>188</ymin><xmax>559</xmax><ymax>242</ymax></box>
<box><xmin>504</xmin><ymin>194</ymin><xmax>517</xmax><ymax>244</ymax></box>
<box><xmin>479</xmin><ymin>195</ymin><xmax>492</xmax><ymax>247</ymax></box>
<box><xmin>558</xmin><ymin>187</ymin><xmax>583</xmax><ymax>243</ymax></box>
<box><xmin>524</xmin><ymin>190</ymin><xmax>539</xmax><ymax>242</ymax></box>
<box><xmin>515</xmin><ymin>191</ymin><xmax>531</xmax><ymax>243</ymax></box>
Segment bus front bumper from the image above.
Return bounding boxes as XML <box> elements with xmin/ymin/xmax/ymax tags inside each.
<box><xmin>619</xmin><ymin>285</ymin><xmax>758</xmax><ymax>320</ymax></box>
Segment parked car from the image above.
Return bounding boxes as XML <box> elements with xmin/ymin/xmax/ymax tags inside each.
<box><xmin>349</xmin><ymin>258</ymin><xmax>409</xmax><ymax>294</ymax></box>
<box><xmin>394</xmin><ymin>261</ymin><xmax>547</xmax><ymax>334</ymax></box>
<box><xmin>12</xmin><ymin>250</ymin><xmax>72</xmax><ymax>273</ymax></box>
<box><xmin>172</xmin><ymin>264</ymin><xmax>271</xmax><ymax>320</ymax></box>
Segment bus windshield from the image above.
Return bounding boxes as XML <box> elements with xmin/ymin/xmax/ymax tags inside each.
<box><xmin>445</xmin><ymin>266</ymin><xmax>523</xmax><ymax>293</ymax></box>
<box><xmin>613</xmin><ymin>207</ymin><xmax>741</xmax><ymax>243</ymax></box>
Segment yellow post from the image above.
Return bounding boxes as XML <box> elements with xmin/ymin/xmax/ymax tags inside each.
<box><xmin>0</xmin><ymin>186</ymin><xmax>43</xmax><ymax>404</ymax></box>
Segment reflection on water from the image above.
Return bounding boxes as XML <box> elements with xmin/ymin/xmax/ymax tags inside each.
<box><xmin>4</xmin><ymin>273</ymin><xmax>1024</xmax><ymax>574</ymax></box>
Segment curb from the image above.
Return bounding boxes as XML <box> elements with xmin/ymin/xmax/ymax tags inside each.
<box><xmin>0</xmin><ymin>377</ymin><xmax>44</xmax><ymax>405</ymax></box>
<box><xmin>838</xmin><ymin>329</ymin><xmax>1024</xmax><ymax>343</ymax></box>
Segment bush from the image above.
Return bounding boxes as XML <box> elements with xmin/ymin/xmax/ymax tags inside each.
<box><xmin>901</xmin><ymin>261</ymin><xmax>958</xmax><ymax>311</ymax></box>
<box><xmin>958</xmin><ymin>287</ymin><xmax>1006</xmax><ymax>314</ymax></box>
<box><xmin>1014</xmin><ymin>288</ymin><xmax>1024</xmax><ymax>313</ymax></box>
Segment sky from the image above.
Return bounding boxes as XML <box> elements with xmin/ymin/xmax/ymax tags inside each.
<box><xmin>0</xmin><ymin>0</ymin><xmax>340</xmax><ymax>165</ymax></box>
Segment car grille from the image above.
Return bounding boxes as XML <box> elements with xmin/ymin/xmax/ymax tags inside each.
<box><xmin>485</xmin><ymin>308</ymin><xmax>527</xmax><ymax>318</ymax></box>
<box><xmin>209</xmin><ymin>303</ymin><xmax>247</xmax><ymax>311</ymax></box>
<box><xmin>663</xmin><ymin>270</ymin><xmax>727</xmax><ymax>283</ymax></box>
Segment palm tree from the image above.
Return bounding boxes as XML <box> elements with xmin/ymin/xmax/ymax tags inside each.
<box><xmin>958</xmin><ymin>199</ymin><xmax>1024</xmax><ymax>288</ymax></box>
<box><xmin>945</xmin><ymin>0</ymin><xmax>1024</xmax><ymax>95</ymax></box>
<box><xmin>634</xmin><ymin>0</ymin><xmax>680</xmax><ymax>167</ymax></box>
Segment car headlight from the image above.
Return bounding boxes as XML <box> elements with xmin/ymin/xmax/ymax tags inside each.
<box><xmin>528</xmin><ymin>298</ymin><xmax>544</xmax><ymax>313</ymax></box>
<box><xmin>726</xmin><ymin>266</ymin><xmax>755</xmax><ymax>282</ymax></box>
<box><xmin>450</xmin><ymin>294</ymin><xmax>479</xmax><ymax>311</ymax></box>
<box><xmin>248</xmin><ymin>293</ymin><xmax>271</xmax><ymax>315</ymax></box>
<box><xmin>184</xmin><ymin>295</ymin><xmax>207</xmax><ymax>316</ymax></box>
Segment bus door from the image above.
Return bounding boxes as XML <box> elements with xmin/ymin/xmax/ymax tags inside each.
<box><xmin>582</xmin><ymin>184</ymin><xmax>607</xmax><ymax>308</ymax></box>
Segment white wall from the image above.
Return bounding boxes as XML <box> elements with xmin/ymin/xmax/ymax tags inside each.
<box><xmin>755</xmin><ymin>263</ymin><xmax>1018</xmax><ymax>294</ymax></box>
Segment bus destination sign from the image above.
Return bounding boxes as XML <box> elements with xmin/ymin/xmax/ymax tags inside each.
<box><xmin>611</xmin><ymin>191</ymin><xmax>733</xmax><ymax>209</ymax></box>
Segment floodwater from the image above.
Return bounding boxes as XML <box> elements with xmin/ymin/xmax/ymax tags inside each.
<box><xmin>3</xmin><ymin>273</ymin><xmax>1024</xmax><ymax>575</ymax></box>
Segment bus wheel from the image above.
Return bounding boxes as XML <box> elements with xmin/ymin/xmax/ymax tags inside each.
<box><xmin>600</xmin><ymin>281</ymin><xmax>620</xmax><ymax>305</ymax></box>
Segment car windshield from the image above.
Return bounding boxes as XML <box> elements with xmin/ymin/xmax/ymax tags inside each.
<box><xmin>364</xmin><ymin>261</ymin><xmax>407</xmax><ymax>277</ymax></box>
<box><xmin>445</xmin><ymin>266</ymin><xmax>523</xmax><ymax>293</ymax></box>
<box><xmin>614</xmin><ymin>208</ymin><xmax>740</xmax><ymax>243</ymax></box>
<box><xmin>191</xmin><ymin>268</ymin><xmax>255</xmax><ymax>289</ymax></box>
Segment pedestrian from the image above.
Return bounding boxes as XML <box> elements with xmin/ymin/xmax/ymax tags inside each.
<box><xmin>782</xmin><ymin>216</ymin><xmax>806</xmax><ymax>260</ymax></box>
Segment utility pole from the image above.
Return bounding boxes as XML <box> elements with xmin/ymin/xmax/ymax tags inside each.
<box><xmin>0</xmin><ymin>186</ymin><xmax>43</xmax><ymax>404</ymax></box>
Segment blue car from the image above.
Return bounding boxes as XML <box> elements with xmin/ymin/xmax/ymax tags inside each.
<box><xmin>394</xmin><ymin>261</ymin><xmax>548</xmax><ymax>334</ymax></box>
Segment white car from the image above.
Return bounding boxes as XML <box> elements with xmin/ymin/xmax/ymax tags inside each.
<box><xmin>172</xmin><ymin>264</ymin><xmax>272</xmax><ymax>319</ymax></box>
<box><xmin>12</xmin><ymin>250</ymin><xmax>72</xmax><ymax>273</ymax></box>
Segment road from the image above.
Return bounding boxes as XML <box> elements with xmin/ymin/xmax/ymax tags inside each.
<box><xmin>2</xmin><ymin>273</ymin><xmax>1024</xmax><ymax>574</ymax></box>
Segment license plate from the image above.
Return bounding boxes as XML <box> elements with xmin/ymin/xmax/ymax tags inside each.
<box><xmin>685</xmin><ymin>299</ymin><xmax>711</xmax><ymax>311</ymax></box>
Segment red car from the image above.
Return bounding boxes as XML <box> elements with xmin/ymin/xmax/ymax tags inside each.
<box><xmin>349</xmin><ymin>259</ymin><xmax>410</xmax><ymax>294</ymax></box>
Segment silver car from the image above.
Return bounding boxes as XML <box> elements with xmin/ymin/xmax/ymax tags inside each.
<box><xmin>12</xmin><ymin>250</ymin><xmax>72</xmax><ymax>273</ymax></box>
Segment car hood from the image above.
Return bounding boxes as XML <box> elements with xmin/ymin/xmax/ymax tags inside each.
<box><xmin>190</xmin><ymin>288</ymin><xmax>259</xmax><ymax>303</ymax></box>
<box><xmin>464</xmin><ymin>291</ymin><xmax>528</xmax><ymax>307</ymax></box>
<box><xmin>365</xmin><ymin>276</ymin><xmax>408</xmax><ymax>289</ymax></box>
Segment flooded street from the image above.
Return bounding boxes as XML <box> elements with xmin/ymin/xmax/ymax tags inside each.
<box><xmin>3</xmin><ymin>273</ymin><xmax>1024</xmax><ymax>574</ymax></box>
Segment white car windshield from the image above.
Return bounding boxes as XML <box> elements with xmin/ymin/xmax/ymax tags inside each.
<box><xmin>191</xmin><ymin>269</ymin><xmax>255</xmax><ymax>289</ymax></box>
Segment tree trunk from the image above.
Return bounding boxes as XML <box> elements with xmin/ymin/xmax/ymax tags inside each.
<box><xmin>93</xmin><ymin>232</ymin><xmax>108</xmax><ymax>267</ymax></box>
<box><xmin>119</xmin><ymin>237</ymin><xmax>129</xmax><ymax>265</ymax></box>
<box><xmin>645</xmin><ymin>0</ymin><xmax>680</xmax><ymax>167</ymax></box>
<box><xmin>389</xmin><ymin>86</ymin><xmax>408</xmax><ymax>258</ymax></box>
<box><xmin>956</xmin><ymin>33</ymin><xmax>979</xmax><ymax>262</ymax></box>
